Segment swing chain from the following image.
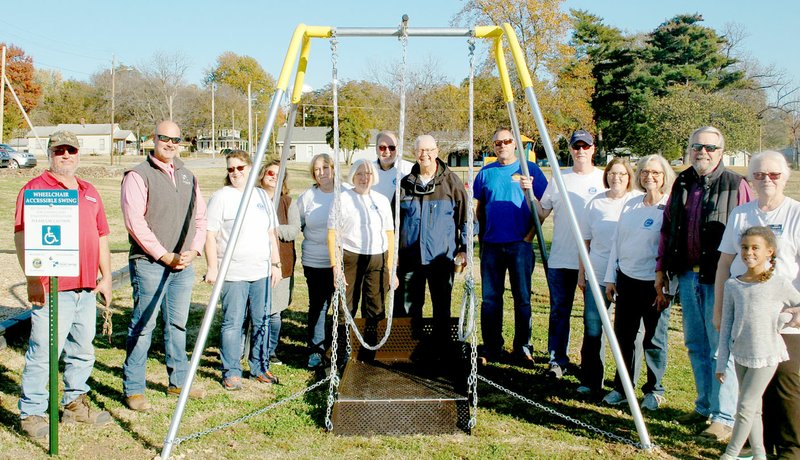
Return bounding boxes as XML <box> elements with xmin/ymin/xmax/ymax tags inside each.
<box><xmin>171</xmin><ymin>375</ymin><xmax>332</xmax><ymax>447</ymax></box>
<box><xmin>476</xmin><ymin>375</ymin><xmax>649</xmax><ymax>449</ymax></box>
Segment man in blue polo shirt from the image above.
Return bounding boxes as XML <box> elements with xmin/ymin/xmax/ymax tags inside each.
<box><xmin>474</xmin><ymin>127</ymin><xmax>547</xmax><ymax>367</ymax></box>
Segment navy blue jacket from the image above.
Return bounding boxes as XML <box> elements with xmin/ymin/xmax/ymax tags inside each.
<box><xmin>397</xmin><ymin>158</ymin><xmax>468</xmax><ymax>268</ymax></box>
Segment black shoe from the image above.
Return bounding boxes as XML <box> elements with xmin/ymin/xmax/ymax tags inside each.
<box><xmin>513</xmin><ymin>346</ymin><xmax>535</xmax><ymax>369</ymax></box>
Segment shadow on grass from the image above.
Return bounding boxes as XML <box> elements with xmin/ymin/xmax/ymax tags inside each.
<box><xmin>476</xmin><ymin>361</ymin><xmax>719</xmax><ymax>459</ymax></box>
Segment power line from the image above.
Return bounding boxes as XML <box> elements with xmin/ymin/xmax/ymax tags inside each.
<box><xmin>0</xmin><ymin>18</ymin><xmax>111</xmax><ymax>60</ymax></box>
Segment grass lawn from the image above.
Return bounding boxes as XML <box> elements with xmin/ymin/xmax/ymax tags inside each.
<box><xmin>0</xmin><ymin>155</ymin><xmax>795</xmax><ymax>459</ymax></box>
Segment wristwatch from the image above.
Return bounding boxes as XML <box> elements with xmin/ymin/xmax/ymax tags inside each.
<box><xmin>272</xmin><ymin>262</ymin><xmax>282</xmax><ymax>269</ymax></box>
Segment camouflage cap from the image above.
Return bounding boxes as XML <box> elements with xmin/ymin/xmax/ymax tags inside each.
<box><xmin>49</xmin><ymin>131</ymin><xmax>80</xmax><ymax>150</ymax></box>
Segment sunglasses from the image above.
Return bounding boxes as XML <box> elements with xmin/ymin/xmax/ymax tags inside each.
<box><xmin>378</xmin><ymin>145</ymin><xmax>397</xmax><ymax>152</ymax></box>
<box><xmin>227</xmin><ymin>165</ymin><xmax>246</xmax><ymax>173</ymax></box>
<box><xmin>493</xmin><ymin>138</ymin><xmax>513</xmax><ymax>147</ymax></box>
<box><xmin>691</xmin><ymin>143</ymin><xmax>720</xmax><ymax>153</ymax></box>
<box><xmin>51</xmin><ymin>146</ymin><xmax>78</xmax><ymax>156</ymax></box>
<box><xmin>265</xmin><ymin>169</ymin><xmax>277</xmax><ymax>177</ymax></box>
<box><xmin>753</xmin><ymin>172</ymin><xmax>781</xmax><ymax>181</ymax></box>
<box><xmin>156</xmin><ymin>134</ymin><xmax>182</xmax><ymax>144</ymax></box>
<box><xmin>413</xmin><ymin>179</ymin><xmax>436</xmax><ymax>195</ymax></box>
<box><xmin>572</xmin><ymin>143</ymin><xmax>592</xmax><ymax>150</ymax></box>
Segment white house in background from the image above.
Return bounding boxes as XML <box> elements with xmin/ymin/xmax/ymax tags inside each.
<box><xmin>25</xmin><ymin>123</ymin><xmax>137</xmax><ymax>156</ymax></box>
<box><xmin>276</xmin><ymin>126</ymin><xmax>379</xmax><ymax>163</ymax></box>
<box><xmin>196</xmin><ymin>128</ymin><xmax>248</xmax><ymax>153</ymax></box>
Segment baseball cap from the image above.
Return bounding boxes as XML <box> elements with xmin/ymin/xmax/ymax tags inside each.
<box><xmin>49</xmin><ymin>131</ymin><xmax>80</xmax><ymax>149</ymax></box>
<box><xmin>569</xmin><ymin>129</ymin><xmax>594</xmax><ymax>147</ymax></box>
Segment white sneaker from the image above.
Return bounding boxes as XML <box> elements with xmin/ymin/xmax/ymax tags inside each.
<box><xmin>641</xmin><ymin>393</ymin><xmax>665</xmax><ymax>411</ymax></box>
<box><xmin>602</xmin><ymin>390</ymin><xmax>627</xmax><ymax>406</ymax></box>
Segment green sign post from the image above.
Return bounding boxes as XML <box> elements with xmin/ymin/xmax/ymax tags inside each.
<box><xmin>23</xmin><ymin>189</ymin><xmax>79</xmax><ymax>456</ymax></box>
<box><xmin>48</xmin><ymin>276</ymin><xmax>58</xmax><ymax>455</ymax></box>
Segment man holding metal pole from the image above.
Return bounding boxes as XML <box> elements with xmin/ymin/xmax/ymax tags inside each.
<box><xmin>14</xmin><ymin>131</ymin><xmax>113</xmax><ymax>439</ymax></box>
<box><xmin>475</xmin><ymin>127</ymin><xmax>547</xmax><ymax>368</ymax></box>
<box><xmin>538</xmin><ymin>129</ymin><xmax>605</xmax><ymax>380</ymax></box>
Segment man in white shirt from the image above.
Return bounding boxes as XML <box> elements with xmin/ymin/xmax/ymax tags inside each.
<box><xmin>538</xmin><ymin>129</ymin><xmax>606</xmax><ymax>379</ymax></box>
<box><xmin>371</xmin><ymin>130</ymin><xmax>413</xmax><ymax>200</ymax></box>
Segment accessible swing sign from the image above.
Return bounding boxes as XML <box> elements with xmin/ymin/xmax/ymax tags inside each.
<box><xmin>23</xmin><ymin>189</ymin><xmax>80</xmax><ymax>277</ymax></box>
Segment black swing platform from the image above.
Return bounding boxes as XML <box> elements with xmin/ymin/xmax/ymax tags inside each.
<box><xmin>331</xmin><ymin>317</ymin><xmax>472</xmax><ymax>436</ymax></box>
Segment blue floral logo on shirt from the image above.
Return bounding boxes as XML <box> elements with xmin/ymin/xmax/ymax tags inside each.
<box><xmin>588</xmin><ymin>187</ymin><xmax>598</xmax><ymax>194</ymax></box>
<box><xmin>643</xmin><ymin>218</ymin><xmax>654</xmax><ymax>228</ymax></box>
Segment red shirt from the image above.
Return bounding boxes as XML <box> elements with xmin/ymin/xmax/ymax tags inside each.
<box><xmin>14</xmin><ymin>171</ymin><xmax>110</xmax><ymax>291</ymax></box>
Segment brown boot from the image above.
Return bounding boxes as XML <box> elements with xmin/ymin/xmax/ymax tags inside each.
<box><xmin>62</xmin><ymin>394</ymin><xmax>112</xmax><ymax>426</ymax></box>
<box><xmin>166</xmin><ymin>386</ymin><xmax>206</xmax><ymax>399</ymax></box>
<box><xmin>20</xmin><ymin>415</ymin><xmax>49</xmax><ymax>439</ymax></box>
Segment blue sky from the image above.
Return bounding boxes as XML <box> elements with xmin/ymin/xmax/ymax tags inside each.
<box><xmin>2</xmin><ymin>0</ymin><xmax>797</xmax><ymax>94</ymax></box>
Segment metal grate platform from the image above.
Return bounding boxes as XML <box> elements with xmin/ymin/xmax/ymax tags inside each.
<box><xmin>331</xmin><ymin>317</ymin><xmax>471</xmax><ymax>436</ymax></box>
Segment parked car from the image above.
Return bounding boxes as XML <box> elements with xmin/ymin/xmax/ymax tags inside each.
<box><xmin>0</xmin><ymin>144</ymin><xmax>37</xmax><ymax>168</ymax></box>
<box><xmin>0</xmin><ymin>150</ymin><xmax>9</xmax><ymax>168</ymax></box>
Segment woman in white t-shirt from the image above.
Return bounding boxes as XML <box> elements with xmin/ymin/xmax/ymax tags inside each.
<box><xmin>577</xmin><ymin>157</ymin><xmax>642</xmax><ymax>396</ymax></box>
<box><xmin>602</xmin><ymin>154</ymin><xmax>676</xmax><ymax>411</ymax></box>
<box><xmin>296</xmin><ymin>153</ymin><xmax>337</xmax><ymax>369</ymax></box>
<box><xmin>204</xmin><ymin>151</ymin><xmax>281</xmax><ymax>390</ymax></box>
<box><xmin>327</xmin><ymin>158</ymin><xmax>395</xmax><ymax>324</ymax></box>
<box><xmin>716</xmin><ymin>150</ymin><xmax>800</xmax><ymax>457</ymax></box>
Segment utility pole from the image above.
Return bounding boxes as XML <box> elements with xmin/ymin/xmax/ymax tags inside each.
<box><xmin>1</xmin><ymin>45</ymin><xmax>6</xmax><ymax>143</ymax></box>
<box><xmin>247</xmin><ymin>81</ymin><xmax>253</xmax><ymax>158</ymax></box>
<box><xmin>110</xmin><ymin>54</ymin><xmax>115</xmax><ymax>165</ymax></box>
<box><xmin>211</xmin><ymin>83</ymin><xmax>216</xmax><ymax>158</ymax></box>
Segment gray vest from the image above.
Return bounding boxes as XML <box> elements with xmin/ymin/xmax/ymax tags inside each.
<box><xmin>126</xmin><ymin>155</ymin><xmax>198</xmax><ymax>262</ymax></box>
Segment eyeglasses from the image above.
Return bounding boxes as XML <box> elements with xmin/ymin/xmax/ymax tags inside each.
<box><xmin>51</xmin><ymin>146</ymin><xmax>78</xmax><ymax>156</ymax></box>
<box><xmin>156</xmin><ymin>134</ymin><xmax>182</xmax><ymax>144</ymax></box>
<box><xmin>418</xmin><ymin>148</ymin><xmax>437</xmax><ymax>154</ymax></box>
<box><xmin>264</xmin><ymin>169</ymin><xmax>277</xmax><ymax>177</ymax></box>
<box><xmin>753</xmin><ymin>172</ymin><xmax>782</xmax><ymax>181</ymax></box>
<box><xmin>607</xmin><ymin>172</ymin><xmax>628</xmax><ymax>178</ymax></box>
<box><xmin>493</xmin><ymin>138</ymin><xmax>513</xmax><ymax>147</ymax></box>
<box><xmin>227</xmin><ymin>165</ymin><xmax>246</xmax><ymax>173</ymax></box>
<box><xmin>691</xmin><ymin>143</ymin><xmax>721</xmax><ymax>153</ymax></box>
<box><xmin>378</xmin><ymin>145</ymin><xmax>397</xmax><ymax>152</ymax></box>
<box><xmin>640</xmin><ymin>170</ymin><xmax>664</xmax><ymax>177</ymax></box>
<box><xmin>572</xmin><ymin>143</ymin><xmax>592</xmax><ymax>150</ymax></box>
<box><xmin>413</xmin><ymin>179</ymin><xmax>436</xmax><ymax>195</ymax></box>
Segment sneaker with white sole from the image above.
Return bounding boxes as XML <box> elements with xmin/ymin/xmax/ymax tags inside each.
<box><xmin>602</xmin><ymin>390</ymin><xmax>627</xmax><ymax>406</ymax></box>
<box><xmin>641</xmin><ymin>393</ymin><xmax>665</xmax><ymax>411</ymax></box>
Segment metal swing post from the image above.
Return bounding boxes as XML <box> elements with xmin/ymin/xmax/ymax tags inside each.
<box><xmin>160</xmin><ymin>23</ymin><xmax>331</xmax><ymax>460</ymax></box>
<box><xmin>500</xmin><ymin>23</ymin><xmax>653</xmax><ymax>451</ymax></box>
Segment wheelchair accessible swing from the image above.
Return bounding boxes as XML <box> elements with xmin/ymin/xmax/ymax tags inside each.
<box><xmin>159</xmin><ymin>16</ymin><xmax>654</xmax><ymax>460</ymax></box>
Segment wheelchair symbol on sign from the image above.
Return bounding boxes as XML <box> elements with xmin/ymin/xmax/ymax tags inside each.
<box><xmin>42</xmin><ymin>226</ymin><xmax>61</xmax><ymax>246</ymax></box>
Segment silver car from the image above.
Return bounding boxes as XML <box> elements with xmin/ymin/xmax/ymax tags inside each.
<box><xmin>0</xmin><ymin>144</ymin><xmax>37</xmax><ymax>168</ymax></box>
<box><xmin>0</xmin><ymin>150</ymin><xmax>8</xmax><ymax>167</ymax></box>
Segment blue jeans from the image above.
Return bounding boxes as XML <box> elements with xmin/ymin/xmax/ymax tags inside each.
<box><xmin>612</xmin><ymin>271</ymin><xmax>670</xmax><ymax>396</ymax></box>
<box><xmin>19</xmin><ymin>290</ymin><xmax>97</xmax><ymax>418</ymax></box>
<box><xmin>678</xmin><ymin>271</ymin><xmax>737</xmax><ymax>426</ymax></box>
<box><xmin>479</xmin><ymin>241</ymin><xmax>534</xmax><ymax>357</ymax></box>
<box><xmin>266</xmin><ymin>311</ymin><xmax>281</xmax><ymax>359</ymax></box>
<box><xmin>220</xmin><ymin>278</ymin><xmax>270</xmax><ymax>379</ymax></box>
<box><xmin>547</xmin><ymin>268</ymin><xmax>579</xmax><ymax>368</ymax></box>
<box><xmin>303</xmin><ymin>266</ymin><xmax>334</xmax><ymax>355</ymax></box>
<box><xmin>123</xmin><ymin>258</ymin><xmax>195</xmax><ymax>396</ymax></box>
<box><xmin>581</xmin><ymin>284</ymin><xmax>644</xmax><ymax>390</ymax></box>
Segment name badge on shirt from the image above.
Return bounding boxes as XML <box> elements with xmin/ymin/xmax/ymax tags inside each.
<box><xmin>511</xmin><ymin>174</ymin><xmax>521</xmax><ymax>182</ymax></box>
<box><xmin>769</xmin><ymin>223</ymin><xmax>784</xmax><ymax>236</ymax></box>
<box><xmin>657</xmin><ymin>204</ymin><xmax>665</xmax><ymax>210</ymax></box>
<box><xmin>85</xmin><ymin>195</ymin><xmax>97</xmax><ymax>203</ymax></box>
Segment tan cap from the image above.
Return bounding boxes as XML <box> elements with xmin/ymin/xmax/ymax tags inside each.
<box><xmin>49</xmin><ymin>131</ymin><xmax>80</xmax><ymax>150</ymax></box>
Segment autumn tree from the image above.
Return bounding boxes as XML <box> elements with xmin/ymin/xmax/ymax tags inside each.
<box><xmin>205</xmin><ymin>52</ymin><xmax>276</xmax><ymax>107</ymax></box>
<box><xmin>632</xmin><ymin>87</ymin><xmax>758</xmax><ymax>160</ymax></box>
<box><xmin>453</xmin><ymin>0</ymin><xmax>595</xmax><ymax>158</ymax></box>
<box><xmin>1</xmin><ymin>43</ymin><xmax>42</xmax><ymax>139</ymax></box>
